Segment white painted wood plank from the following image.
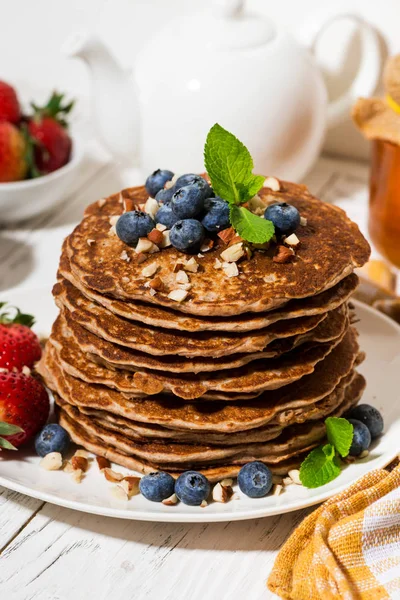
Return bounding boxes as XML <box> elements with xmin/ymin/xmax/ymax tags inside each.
<box><xmin>0</xmin><ymin>502</ymin><xmax>311</xmax><ymax>600</ymax></box>
<box><xmin>0</xmin><ymin>486</ymin><xmax>43</xmax><ymax>551</ymax></box>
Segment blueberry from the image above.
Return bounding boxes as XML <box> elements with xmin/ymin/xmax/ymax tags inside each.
<box><xmin>171</xmin><ymin>185</ymin><xmax>205</xmax><ymax>219</ymax></box>
<box><xmin>174</xmin><ymin>174</ymin><xmax>213</xmax><ymax>200</ymax></box>
<box><xmin>139</xmin><ymin>471</ymin><xmax>175</xmax><ymax>502</ymax></box>
<box><xmin>116</xmin><ymin>211</ymin><xmax>155</xmax><ymax>246</ymax></box>
<box><xmin>348</xmin><ymin>419</ymin><xmax>371</xmax><ymax>456</ymax></box>
<box><xmin>34</xmin><ymin>424</ymin><xmax>70</xmax><ymax>457</ymax></box>
<box><xmin>201</xmin><ymin>197</ymin><xmax>230</xmax><ymax>232</ymax></box>
<box><xmin>170</xmin><ymin>219</ymin><xmax>205</xmax><ymax>253</ymax></box>
<box><xmin>238</xmin><ymin>461</ymin><xmax>273</xmax><ymax>498</ymax></box>
<box><xmin>264</xmin><ymin>202</ymin><xmax>300</xmax><ymax>235</ymax></box>
<box><xmin>347</xmin><ymin>404</ymin><xmax>384</xmax><ymax>439</ymax></box>
<box><xmin>175</xmin><ymin>470</ymin><xmax>210</xmax><ymax>506</ymax></box>
<box><xmin>155</xmin><ymin>204</ymin><xmax>180</xmax><ymax>229</ymax></box>
<box><xmin>155</xmin><ymin>187</ymin><xmax>175</xmax><ymax>205</ymax></box>
<box><xmin>145</xmin><ymin>169</ymin><xmax>174</xmax><ymax>198</ymax></box>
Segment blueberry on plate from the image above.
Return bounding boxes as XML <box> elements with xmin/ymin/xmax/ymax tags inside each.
<box><xmin>348</xmin><ymin>419</ymin><xmax>371</xmax><ymax>456</ymax></box>
<box><xmin>155</xmin><ymin>204</ymin><xmax>180</xmax><ymax>229</ymax></box>
<box><xmin>171</xmin><ymin>185</ymin><xmax>205</xmax><ymax>219</ymax></box>
<box><xmin>170</xmin><ymin>219</ymin><xmax>205</xmax><ymax>253</ymax></box>
<box><xmin>155</xmin><ymin>187</ymin><xmax>175</xmax><ymax>205</ymax></box>
<box><xmin>264</xmin><ymin>202</ymin><xmax>300</xmax><ymax>235</ymax></box>
<box><xmin>145</xmin><ymin>169</ymin><xmax>174</xmax><ymax>198</ymax></box>
<box><xmin>139</xmin><ymin>472</ymin><xmax>175</xmax><ymax>502</ymax></box>
<box><xmin>174</xmin><ymin>174</ymin><xmax>213</xmax><ymax>200</ymax></box>
<box><xmin>238</xmin><ymin>461</ymin><xmax>273</xmax><ymax>498</ymax></box>
<box><xmin>116</xmin><ymin>211</ymin><xmax>155</xmax><ymax>246</ymax></box>
<box><xmin>175</xmin><ymin>470</ymin><xmax>210</xmax><ymax>505</ymax></box>
<box><xmin>34</xmin><ymin>423</ymin><xmax>70</xmax><ymax>457</ymax></box>
<box><xmin>347</xmin><ymin>404</ymin><xmax>384</xmax><ymax>439</ymax></box>
<box><xmin>201</xmin><ymin>197</ymin><xmax>230</xmax><ymax>232</ymax></box>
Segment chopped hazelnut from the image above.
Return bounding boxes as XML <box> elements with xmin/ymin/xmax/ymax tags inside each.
<box><xmin>168</xmin><ymin>289</ymin><xmax>189</xmax><ymax>302</ymax></box>
<box><xmin>176</xmin><ymin>270</ymin><xmax>189</xmax><ymax>284</ymax></box>
<box><xmin>273</xmin><ymin>245</ymin><xmax>294</xmax><ymax>263</ymax></box>
<box><xmin>284</xmin><ymin>233</ymin><xmax>300</xmax><ymax>247</ymax></box>
<box><xmin>263</xmin><ymin>176</ymin><xmax>280</xmax><ymax>191</ymax></box>
<box><xmin>96</xmin><ymin>456</ymin><xmax>111</xmax><ymax>471</ymax></box>
<box><xmin>222</xmin><ymin>261</ymin><xmax>239</xmax><ymax>278</ymax></box>
<box><xmin>147</xmin><ymin>229</ymin><xmax>164</xmax><ymax>246</ymax></box>
<box><xmin>135</xmin><ymin>238</ymin><xmax>159</xmax><ymax>254</ymax></box>
<box><xmin>144</xmin><ymin>197</ymin><xmax>159</xmax><ymax>219</ymax></box>
<box><xmin>220</xmin><ymin>242</ymin><xmax>245</xmax><ymax>263</ymax></box>
<box><xmin>184</xmin><ymin>257</ymin><xmax>199</xmax><ymax>273</ymax></box>
<box><xmin>218</xmin><ymin>227</ymin><xmax>236</xmax><ymax>244</ymax></box>
<box><xmin>141</xmin><ymin>262</ymin><xmax>159</xmax><ymax>278</ymax></box>
<box><xmin>103</xmin><ymin>468</ymin><xmax>125</xmax><ymax>482</ymax></box>
<box><xmin>149</xmin><ymin>276</ymin><xmax>164</xmax><ymax>291</ymax></box>
<box><xmin>40</xmin><ymin>452</ymin><xmax>63</xmax><ymax>471</ymax></box>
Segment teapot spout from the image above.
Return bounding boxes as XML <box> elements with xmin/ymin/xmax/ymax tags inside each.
<box><xmin>63</xmin><ymin>32</ymin><xmax>140</xmax><ymax>162</ymax></box>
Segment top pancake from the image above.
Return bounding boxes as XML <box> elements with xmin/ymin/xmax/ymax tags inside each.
<box><xmin>66</xmin><ymin>181</ymin><xmax>370</xmax><ymax>316</ymax></box>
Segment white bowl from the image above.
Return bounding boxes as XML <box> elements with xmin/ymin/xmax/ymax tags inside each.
<box><xmin>0</xmin><ymin>135</ymin><xmax>84</xmax><ymax>223</ymax></box>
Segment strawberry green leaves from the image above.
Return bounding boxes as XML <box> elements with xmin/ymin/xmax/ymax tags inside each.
<box><xmin>0</xmin><ymin>421</ymin><xmax>23</xmax><ymax>451</ymax></box>
<box><xmin>204</xmin><ymin>124</ymin><xmax>274</xmax><ymax>244</ymax></box>
<box><xmin>300</xmin><ymin>417</ymin><xmax>354</xmax><ymax>488</ymax></box>
<box><xmin>0</xmin><ymin>302</ymin><xmax>35</xmax><ymax>327</ymax></box>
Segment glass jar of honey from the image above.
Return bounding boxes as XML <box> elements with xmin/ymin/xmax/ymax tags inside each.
<box><xmin>369</xmin><ymin>139</ymin><xmax>400</xmax><ymax>268</ymax></box>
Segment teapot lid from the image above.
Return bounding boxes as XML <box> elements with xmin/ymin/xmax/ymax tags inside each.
<box><xmin>194</xmin><ymin>0</ymin><xmax>276</xmax><ymax>50</ymax></box>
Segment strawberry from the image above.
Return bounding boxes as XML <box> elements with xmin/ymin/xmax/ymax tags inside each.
<box><xmin>27</xmin><ymin>91</ymin><xmax>73</xmax><ymax>174</ymax></box>
<box><xmin>0</xmin><ymin>121</ymin><xmax>28</xmax><ymax>182</ymax></box>
<box><xmin>0</xmin><ymin>303</ymin><xmax>42</xmax><ymax>371</ymax></box>
<box><xmin>0</xmin><ymin>81</ymin><xmax>21</xmax><ymax>124</ymax></box>
<box><xmin>0</xmin><ymin>371</ymin><xmax>49</xmax><ymax>448</ymax></box>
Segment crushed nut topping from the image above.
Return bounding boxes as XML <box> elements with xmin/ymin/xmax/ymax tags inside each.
<box><xmin>147</xmin><ymin>229</ymin><xmax>164</xmax><ymax>246</ymax></box>
<box><xmin>273</xmin><ymin>245</ymin><xmax>294</xmax><ymax>263</ymax></box>
<box><xmin>141</xmin><ymin>262</ymin><xmax>159</xmax><ymax>278</ymax></box>
<box><xmin>263</xmin><ymin>176</ymin><xmax>280</xmax><ymax>192</ymax></box>
<box><xmin>98</xmin><ymin>198</ymin><xmax>106</xmax><ymax>208</ymax></box>
<box><xmin>72</xmin><ymin>469</ymin><xmax>84</xmax><ymax>483</ymax></box>
<box><xmin>162</xmin><ymin>493</ymin><xmax>178</xmax><ymax>506</ymax></box>
<box><xmin>220</xmin><ymin>242</ymin><xmax>245</xmax><ymax>263</ymax></box>
<box><xmin>123</xmin><ymin>198</ymin><xmax>135</xmax><ymax>213</ymax></box>
<box><xmin>103</xmin><ymin>467</ymin><xmax>125</xmax><ymax>482</ymax></box>
<box><xmin>71</xmin><ymin>455</ymin><xmax>89</xmax><ymax>473</ymax></box>
<box><xmin>272</xmin><ymin>484</ymin><xmax>283</xmax><ymax>496</ymax></box>
<box><xmin>218</xmin><ymin>227</ymin><xmax>236</xmax><ymax>244</ymax></box>
<box><xmin>96</xmin><ymin>456</ymin><xmax>111</xmax><ymax>471</ymax></box>
<box><xmin>168</xmin><ymin>288</ymin><xmax>189</xmax><ymax>302</ymax></box>
<box><xmin>87</xmin><ymin>239</ymin><xmax>96</xmax><ymax>246</ymax></box>
<box><xmin>120</xmin><ymin>250</ymin><xmax>131</xmax><ymax>262</ymax></box>
<box><xmin>135</xmin><ymin>238</ymin><xmax>159</xmax><ymax>255</ymax></box>
<box><xmin>288</xmin><ymin>469</ymin><xmax>302</xmax><ymax>485</ymax></box>
<box><xmin>144</xmin><ymin>197</ymin><xmax>159</xmax><ymax>219</ymax></box>
<box><xmin>200</xmin><ymin>239</ymin><xmax>214</xmax><ymax>252</ymax></box>
<box><xmin>213</xmin><ymin>258</ymin><xmax>222</xmax><ymax>269</ymax></box>
<box><xmin>222</xmin><ymin>261</ymin><xmax>239</xmax><ymax>278</ymax></box>
<box><xmin>156</xmin><ymin>223</ymin><xmax>167</xmax><ymax>232</ymax></box>
<box><xmin>111</xmin><ymin>485</ymin><xmax>129</xmax><ymax>501</ymax></box>
<box><xmin>284</xmin><ymin>233</ymin><xmax>300</xmax><ymax>247</ymax></box>
<box><xmin>212</xmin><ymin>481</ymin><xmax>234</xmax><ymax>503</ymax></box>
<box><xmin>184</xmin><ymin>257</ymin><xmax>199</xmax><ymax>273</ymax></box>
<box><xmin>300</xmin><ymin>216</ymin><xmax>308</xmax><ymax>226</ymax></box>
<box><xmin>200</xmin><ymin>499</ymin><xmax>208</xmax><ymax>508</ymax></box>
<box><xmin>149</xmin><ymin>288</ymin><xmax>157</xmax><ymax>296</ymax></box>
<box><xmin>149</xmin><ymin>276</ymin><xmax>164</xmax><ymax>291</ymax></box>
<box><xmin>176</xmin><ymin>269</ymin><xmax>189</xmax><ymax>284</ymax></box>
<box><xmin>40</xmin><ymin>452</ymin><xmax>63</xmax><ymax>471</ymax></box>
<box><xmin>120</xmin><ymin>476</ymin><xmax>140</xmax><ymax>498</ymax></box>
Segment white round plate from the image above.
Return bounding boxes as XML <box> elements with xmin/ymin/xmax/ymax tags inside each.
<box><xmin>0</xmin><ymin>288</ymin><xmax>399</xmax><ymax>522</ymax></box>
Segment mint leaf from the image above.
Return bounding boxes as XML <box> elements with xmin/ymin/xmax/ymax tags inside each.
<box><xmin>230</xmin><ymin>205</ymin><xmax>275</xmax><ymax>244</ymax></box>
<box><xmin>204</xmin><ymin>123</ymin><xmax>265</xmax><ymax>204</ymax></box>
<box><xmin>299</xmin><ymin>443</ymin><xmax>341</xmax><ymax>488</ymax></box>
<box><xmin>326</xmin><ymin>417</ymin><xmax>354</xmax><ymax>458</ymax></box>
<box><xmin>0</xmin><ymin>422</ymin><xmax>23</xmax><ymax>436</ymax></box>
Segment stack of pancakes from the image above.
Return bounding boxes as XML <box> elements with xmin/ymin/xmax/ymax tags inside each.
<box><xmin>37</xmin><ymin>181</ymin><xmax>371</xmax><ymax>481</ymax></box>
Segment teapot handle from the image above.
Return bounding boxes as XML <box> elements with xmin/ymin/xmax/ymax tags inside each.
<box><xmin>305</xmin><ymin>14</ymin><xmax>381</xmax><ymax>129</ymax></box>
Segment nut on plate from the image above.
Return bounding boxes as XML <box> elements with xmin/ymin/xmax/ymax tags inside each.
<box><xmin>40</xmin><ymin>452</ymin><xmax>63</xmax><ymax>471</ymax></box>
<box><xmin>96</xmin><ymin>456</ymin><xmax>111</xmax><ymax>471</ymax></box>
<box><xmin>103</xmin><ymin>467</ymin><xmax>125</xmax><ymax>482</ymax></box>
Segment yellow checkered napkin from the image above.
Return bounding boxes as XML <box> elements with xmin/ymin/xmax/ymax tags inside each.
<box><xmin>268</xmin><ymin>464</ymin><xmax>400</xmax><ymax>599</ymax></box>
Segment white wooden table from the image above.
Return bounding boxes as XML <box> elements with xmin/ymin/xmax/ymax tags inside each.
<box><xmin>0</xmin><ymin>146</ymin><xmax>372</xmax><ymax>600</ymax></box>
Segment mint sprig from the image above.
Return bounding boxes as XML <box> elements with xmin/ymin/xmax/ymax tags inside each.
<box><xmin>299</xmin><ymin>417</ymin><xmax>354</xmax><ymax>488</ymax></box>
<box><xmin>0</xmin><ymin>421</ymin><xmax>23</xmax><ymax>451</ymax></box>
<box><xmin>204</xmin><ymin>124</ymin><xmax>274</xmax><ymax>244</ymax></box>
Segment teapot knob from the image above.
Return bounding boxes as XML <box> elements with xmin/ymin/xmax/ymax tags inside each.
<box><xmin>212</xmin><ymin>0</ymin><xmax>244</xmax><ymax>18</ymax></box>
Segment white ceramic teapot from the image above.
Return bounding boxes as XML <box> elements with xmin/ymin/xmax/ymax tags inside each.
<box><xmin>64</xmin><ymin>0</ymin><xmax>381</xmax><ymax>180</ymax></box>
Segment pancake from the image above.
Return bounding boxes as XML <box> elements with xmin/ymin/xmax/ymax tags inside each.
<box><xmin>37</xmin><ymin>327</ymin><xmax>361</xmax><ymax>433</ymax></box>
<box><xmin>54</xmin><ymin>305</ymin><xmax>347</xmax><ymax>375</ymax></box>
<box><xmin>54</xmin><ymin>278</ymin><xmax>330</xmax><ymax>359</ymax></box>
<box><xmin>66</xmin><ymin>181</ymin><xmax>370</xmax><ymax>316</ymax></box>
<box><xmin>59</xmin><ymin>371</ymin><xmax>357</xmax><ymax>446</ymax></box>
<box><xmin>56</xmin><ymin>374</ymin><xmax>364</xmax><ymax>471</ymax></box>
<box><xmin>59</xmin><ymin>247</ymin><xmax>359</xmax><ymax>333</ymax></box>
<box><xmin>58</xmin><ymin>407</ymin><xmax>313</xmax><ymax>480</ymax></box>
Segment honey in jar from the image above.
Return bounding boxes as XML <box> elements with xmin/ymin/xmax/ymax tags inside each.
<box><xmin>369</xmin><ymin>139</ymin><xmax>400</xmax><ymax>268</ymax></box>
